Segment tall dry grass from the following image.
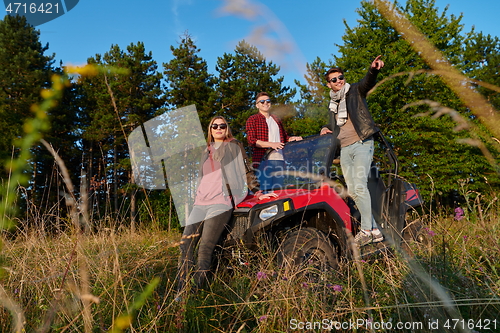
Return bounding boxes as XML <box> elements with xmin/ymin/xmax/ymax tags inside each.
<box><xmin>1</xmin><ymin>192</ymin><xmax>499</xmax><ymax>332</ymax></box>
<box><xmin>1</xmin><ymin>228</ymin><xmax>179</xmax><ymax>332</ymax></box>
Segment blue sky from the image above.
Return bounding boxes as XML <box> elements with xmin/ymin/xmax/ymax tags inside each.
<box><xmin>2</xmin><ymin>0</ymin><xmax>499</xmax><ymax>89</ymax></box>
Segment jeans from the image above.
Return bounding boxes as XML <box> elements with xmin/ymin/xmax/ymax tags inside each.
<box><xmin>178</xmin><ymin>204</ymin><xmax>233</xmax><ymax>290</ymax></box>
<box><xmin>340</xmin><ymin>138</ymin><xmax>377</xmax><ymax>231</ymax></box>
<box><xmin>258</xmin><ymin>159</ymin><xmax>285</xmax><ymax>191</ymax></box>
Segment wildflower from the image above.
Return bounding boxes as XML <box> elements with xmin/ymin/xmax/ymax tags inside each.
<box><xmin>455</xmin><ymin>207</ymin><xmax>464</xmax><ymax>220</ymax></box>
<box><xmin>333</xmin><ymin>284</ymin><xmax>343</xmax><ymax>292</ymax></box>
<box><xmin>256</xmin><ymin>271</ymin><xmax>267</xmax><ymax>281</ymax></box>
<box><xmin>259</xmin><ymin>315</ymin><xmax>268</xmax><ymax>322</ymax></box>
<box><xmin>425</xmin><ymin>228</ymin><xmax>436</xmax><ymax>237</ymax></box>
<box><xmin>302</xmin><ymin>282</ymin><xmax>308</xmax><ymax>288</ymax></box>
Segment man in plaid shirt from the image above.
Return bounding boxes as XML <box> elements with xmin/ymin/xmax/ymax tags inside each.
<box><xmin>246</xmin><ymin>92</ymin><xmax>301</xmax><ymax>191</ymax></box>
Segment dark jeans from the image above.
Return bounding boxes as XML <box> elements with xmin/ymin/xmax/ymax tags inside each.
<box><xmin>177</xmin><ymin>204</ymin><xmax>233</xmax><ymax>291</ymax></box>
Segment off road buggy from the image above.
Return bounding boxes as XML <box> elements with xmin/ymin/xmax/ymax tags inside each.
<box><xmin>221</xmin><ymin>132</ymin><xmax>422</xmax><ymax>268</ymax></box>
<box><xmin>129</xmin><ymin>106</ymin><xmax>422</xmax><ymax>269</ymax></box>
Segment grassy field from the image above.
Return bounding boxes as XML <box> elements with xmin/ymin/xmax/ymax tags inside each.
<box><xmin>1</xmin><ymin>196</ymin><xmax>500</xmax><ymax>332</ymax></box>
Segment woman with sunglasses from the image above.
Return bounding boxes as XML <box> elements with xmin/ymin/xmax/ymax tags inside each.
<box><xmin>177</xmin><ymin>116</ymin><xmax>276</xmax><ymax>297</ymax></box>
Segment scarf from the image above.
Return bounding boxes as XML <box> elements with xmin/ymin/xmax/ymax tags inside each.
<box><xmin>329</xmin><ymin>82</ymin><xmax>351</xmax><ymax>126</ymax></box>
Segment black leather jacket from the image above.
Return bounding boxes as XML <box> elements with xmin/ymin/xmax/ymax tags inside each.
<box><xmin>325</xmin><ymin>67</ymin><xmax>380</xmax><ymax>142</ymax></box>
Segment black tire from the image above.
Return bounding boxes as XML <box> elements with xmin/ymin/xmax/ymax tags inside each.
<box><xmin>228</xmin><ymin>216</ymin><xmax>250</xmax><ymax>242</ymax></box>
<box><xmin>277</xmin><ymin>227</ymin><xmax>338</xmax><ymax>271</ymax></box>
<box><xmin>414</xmin><ymin>227</ymin><xmax>433</xmax><ymax>247</ymax></box>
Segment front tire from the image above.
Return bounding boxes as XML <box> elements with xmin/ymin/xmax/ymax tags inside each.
<box><xmin>277</xmin><ymin>227</ymin><xmax>338</xmax><ymax>271</ymax></box>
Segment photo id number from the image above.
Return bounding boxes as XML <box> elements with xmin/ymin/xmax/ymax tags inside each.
<box><xmin>5</xmin><ymin>2</ymin><xmax>60</xmax><ymax>14</ymax></box>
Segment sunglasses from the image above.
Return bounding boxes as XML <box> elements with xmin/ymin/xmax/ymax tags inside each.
<box><xmin>258</xmin><ymin>99</ymin><xmax>271</xmax><ymax>104</ymax></box>
<box><xmin>210</xmin><ymin>123</ymin><xmax>228</xmax><ymax>130</ymax></box>
<box><xmin>327</xmin><ymin>75</ymin><xmax>344</xmax><ymax>83</ymax></box>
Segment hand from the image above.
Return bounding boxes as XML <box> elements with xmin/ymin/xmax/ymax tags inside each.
<box><xmin>320</xmin><ymin>127</ymin><xmax>332</xmax><ymax>135</ymax></box>
<box><xmin>288</xmin><ymin>136</ymin><xmax>303</xmax><ymax>142</ymax></box>
<box><xmin>371</xmin><ymin>55</ymin><xmax>384</xmax><ymax>70</ymax></box>
<box><xmin>257</xmin><ymin>192</ymin><xmax>279</xmax><ymax>201</ymax></box>
<box><xmin>268</xmin><ymin>142</ymin><xmax>284</xmax><ymax>150</ymax></box>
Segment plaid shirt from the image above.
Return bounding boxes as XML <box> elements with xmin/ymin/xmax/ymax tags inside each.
<box><xmin>246</xmin><ymin>112</ymin><xmax>288</xmax><ymax>168</ymax></box>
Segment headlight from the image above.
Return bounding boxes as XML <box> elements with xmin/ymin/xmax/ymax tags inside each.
<box><xmin>259</xmin><ymin>205</ymin><xmax>278</xmax><ymax>220</ymax></box>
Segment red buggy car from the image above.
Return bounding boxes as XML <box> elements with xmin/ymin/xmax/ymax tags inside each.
<box><xmin>222</xmin><ymin>132</ymin><xmax>422</xmax><ymax>268</ymax></box>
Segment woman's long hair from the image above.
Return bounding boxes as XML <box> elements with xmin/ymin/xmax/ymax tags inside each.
<box><xmin>207</xmin><ymin>116</ymin><xmax>234</xmax><ymax>145</ymax></box>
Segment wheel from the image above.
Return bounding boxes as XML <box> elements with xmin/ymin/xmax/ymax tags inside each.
<box><xmin>277</xmin><ymin>227</ymin><xmax>338</xmax><ymax>272</ymax></box>
<box><xmin>225</xmin><ymin>216</ymin><xmax>250</xmax><ymax>243</ymax></box>
<box><xmin>414</xmin><ymin>226</ymin><xmax>433</xmax><ymax>247</ymax></box>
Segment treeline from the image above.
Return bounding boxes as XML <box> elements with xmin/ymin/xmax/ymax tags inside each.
<box><xmin>0</xmin><ymin>0</ymin><xmax>499</xmax><ymax>230</ymax></box>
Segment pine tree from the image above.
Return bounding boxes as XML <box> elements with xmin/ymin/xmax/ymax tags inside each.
<box><xmin>0</xmin><ymin>15</ymin><xmax>54</xmax><ymax>165</ymax></box>
<box><xmin>463</xmin><ymin>31</ymin><xmax>500</xmax><ymax>111</ymax></box>
<box><xmin>163</xmin><ymin>32</ymin><xmax>216</xmax><ymax>131</ymax></box>
<box><xmin>461</xmin><ymin>31</ymin><xmax>500</xmax><ymax>184</ymax></box>
<box><xmin>30</xmin><ymin>68</ymin><xmax>84</xmax><ymax>229</ymax></box>
<box><xmin>289</xmin><ymin>57</ymin><xmax>331</xmax><ymax>137</ymax></box>
<box><xmin>79</xmin><ymin>42</ymin><xmax>165</xmax><ymax>223</ymax></box>
<box><xmin>215</xmin><ymin>40</ymin><xmax>296</xmax><ymax>142</ymax></box>
<box><xmin>0</xmin><ymin>15</ymin><xmax>80</xmax><ymax>228</ymax></box>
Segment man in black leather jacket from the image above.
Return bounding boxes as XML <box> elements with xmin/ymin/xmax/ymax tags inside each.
<box><xmin>321</xmin><ymin>55</ymin><xmax>384</xmax><ymax>247</ymax></box>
